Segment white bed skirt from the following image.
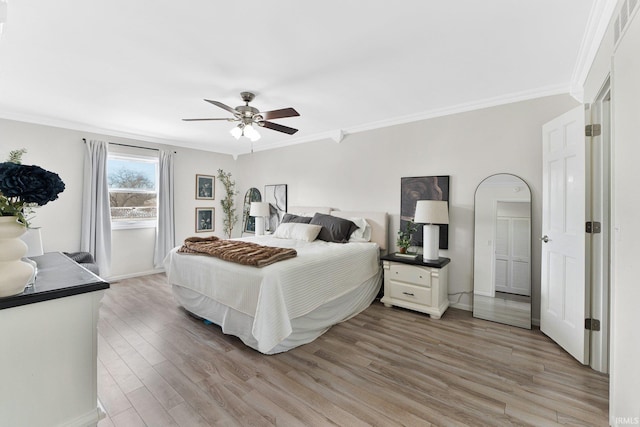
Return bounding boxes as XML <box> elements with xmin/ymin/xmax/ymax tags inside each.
<box><xmin>172</xmin><ymin>270</ymin><xmax>382</xmax><ymax>354</ymax></box>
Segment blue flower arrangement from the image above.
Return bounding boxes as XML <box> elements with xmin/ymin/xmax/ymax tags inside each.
<box><xmin>0</xmin><ymin>149</ymin><xmax>65</xmax><ymax>226</ymax></box>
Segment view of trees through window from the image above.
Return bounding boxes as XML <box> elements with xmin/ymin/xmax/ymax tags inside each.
<box><xmin>107</xmin><ymin>155</ymin><xmax>158</xmax><ymax>222</ymax></box>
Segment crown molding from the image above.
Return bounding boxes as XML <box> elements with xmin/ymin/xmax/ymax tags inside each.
<box><xmin>240</xmin><ymin>83</ymin><xmax>571</xmax><ymax>157</ymax></box>
<box><xmin>569</xmin><ymin>0</ymin><xmax>618</xmax><ymax>102</ymax></box>
<box><xmin>3</xmin><ymin>82</ymin><xmax>572</xmax><ymax>158</ymax></box>
<box><xmin>0</xmin><ymin>108</ymin><xmax>236</xmax><ymax>156</ymax></box>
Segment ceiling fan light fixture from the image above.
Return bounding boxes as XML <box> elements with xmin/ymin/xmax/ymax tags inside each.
<box><xmin>244</xmin><ymin>124</ymin><xmax>261</xmax><ymax>142</ymax></box>
<box><xmin>230</xmin><ymin>124</ymin><xmax>243</xmax><ymax>140</ymax></box>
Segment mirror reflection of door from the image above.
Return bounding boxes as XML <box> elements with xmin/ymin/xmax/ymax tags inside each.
<box><xmin>242</xmin><ymin>188</ymin><xmax>262</xmax><ymax>235</ymax></box>
<box><xmin>473</xmin><ymin>174</ymin><xmax>531</xmax><ymax>329</ymax></box>
<box><xmin>494</xmin><ymin>201</ymin><xmax>531</xmax><ymax>296</ymax></box>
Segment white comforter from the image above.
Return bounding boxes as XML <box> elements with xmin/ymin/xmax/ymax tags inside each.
<box><xmin>164</xmin><ymin>236</ymin><xmax>380</xmax><ymax>353</ymax></box>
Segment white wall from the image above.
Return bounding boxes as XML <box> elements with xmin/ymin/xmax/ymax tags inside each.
<box><xmin>237</xmin><ymin>94</ymin><xmax>578</xmax><ymax>314</ymax></box>
<box><xmin>0</xmin><ymin>118</ymin><xmax>237</xmax><ymax>279</ymax></box>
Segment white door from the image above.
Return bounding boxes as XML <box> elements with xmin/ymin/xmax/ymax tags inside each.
<box><xmin>541</xmin><ymin>106</ymin><xmax>588</xmax><ymax>364</ymax></box>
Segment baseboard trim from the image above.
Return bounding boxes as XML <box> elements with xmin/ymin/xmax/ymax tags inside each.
<box><xmin>56</xmin><ymin>408</ymin><xmax>101</xmax><ymax>427</ymax></box>
<box><xmin>450</xmin><ymin>302</ymin><xmax>472</xmax><ymax>312</ymax></box>
<box><xmin>106</xmin><ymin>268</ymin><xmax>165</xmax><ymax>282</ymax></box>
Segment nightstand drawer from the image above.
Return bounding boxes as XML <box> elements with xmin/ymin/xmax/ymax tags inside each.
<box><xmin>389</xmin><ymin>282</ymin><xmax>432</xmax><ymax>305</ymax></box>
<box><xmin>389</xmin><ymin>264</ymin><xmax>431</xmax><ymax>287</ymax></box>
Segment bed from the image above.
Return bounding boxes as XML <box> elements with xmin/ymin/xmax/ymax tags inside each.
<box><xmin>164</xmin><ymin>208</ymin><xmax>388</xmax><ymax>354</ymax></box>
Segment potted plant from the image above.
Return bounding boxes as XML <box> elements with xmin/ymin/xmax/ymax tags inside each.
<box><xmin>396</xmin><ymin>220</ymin><xmax>418</xmax><ymax>254</ymax></box>
<box><xmin>217</xmin><ymin>169</ymin><xmax>238</xmax><ymax>239</ymax></box>
<box><xmin>0</xmin><ymin>149</ymin><xmax>65</xmax><ymax>296</ymax></box>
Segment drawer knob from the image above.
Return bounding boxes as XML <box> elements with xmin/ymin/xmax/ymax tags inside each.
<box><xmin>402</xmin><ymin>291</ymin><xmax>415</xmax><ymax>297</ymax></box>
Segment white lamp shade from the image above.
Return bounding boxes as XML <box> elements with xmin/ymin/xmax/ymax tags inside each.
<box><xmin>249</xmin><ymin>202</ymin><xmax>270</xmax><ymax>217</ymax></box>
<box><xmin>413</xmin><ymin>200</ymin><xmax>449</xmax><ymax>224</ymax></box>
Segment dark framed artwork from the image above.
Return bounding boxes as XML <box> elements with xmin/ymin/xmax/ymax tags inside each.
<box><xmin>242</xmin><ymin>187</ymin><xmax>262</xmax><ymax>234</ymax></box>
<box><xmin>195</xmin><ymin>174</ymin><xmax>215</xmax><ymax>200</ymax></box>
<box><xmin>401</xmin><ymin>175</ymin><xmax>450</xmax><ymax>249</ymax></box>
<box><xmin>264</xmin><ymin>184</ymin><xmax>287</xmax><ymax>232</ymax></box>
<box><xmin>195</xmin><ymin>207</ymin><xmax>215</xmax><ymax>232</ymax></box>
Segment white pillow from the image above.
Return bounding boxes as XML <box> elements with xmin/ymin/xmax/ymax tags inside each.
<box><xmin>348</xmin><ymin>217</ymin><xmax>372</xmax><ymax>242</ymax></box>
<box><xmin>274</xmin><ymin>223</ymin><xmax>322</xmax><ymax>242</ymax></box>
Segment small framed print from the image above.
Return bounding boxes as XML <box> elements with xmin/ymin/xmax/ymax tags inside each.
<box><xmin>196</xmin><ymin>174</ymin><xmax>215</xmax><ymax>200</ymax></box>
<box><xmin>195</xmin><ymin>207</ymin><xmax>214</xmax><ymax>233</ymax></box>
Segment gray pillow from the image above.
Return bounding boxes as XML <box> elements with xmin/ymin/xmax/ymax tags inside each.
<box><xmin>282</xmin><ymin>213</ymin><xmax>313</xmax><ymax>224</ymax></box>
<box><xmin>310</xmin><ymin>213</ymin><xmax>358</xmax><ymax>243</ymax></box>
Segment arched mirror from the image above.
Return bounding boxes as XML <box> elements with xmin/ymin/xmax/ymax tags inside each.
<box><xmin>242</xmin><ymin>188</ymin><xmax>262</xmax><ymax>235</ymax></box>
<box><xmin>473</xmin><ymin>174</ymin><xmax>531</xmax><ymax>329</ymax></box>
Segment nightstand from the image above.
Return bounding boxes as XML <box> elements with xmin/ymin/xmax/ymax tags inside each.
<box><xmin>380</xmin><ymin>253</ymin><xmax>450</xmax><ymax>319</ymax></box>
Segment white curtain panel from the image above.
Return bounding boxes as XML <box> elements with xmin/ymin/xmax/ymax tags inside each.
<box><xmin>80</xmin><ymin>139</ymin><xmax>112</xmax><ymax>277</ymax></box>
<box><xmin>153</xmin><ymin>149</ymin><xmax>175</xmax><ymax>268</ymax></box>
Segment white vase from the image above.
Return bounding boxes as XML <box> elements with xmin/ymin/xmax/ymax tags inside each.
<box><xmin>0</xmin><ymin>216</ymin><xmax>35</xmax><ymax>297</ymax></box>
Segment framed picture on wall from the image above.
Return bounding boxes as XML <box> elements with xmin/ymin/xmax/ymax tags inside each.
<box><xmin>400</xmin><ymin>175</ymin><xmax>450</xmax><ymax>249</ymax></box>
<box><xmin>195</xmin><ymin>174</ymin><xmax>215</xmax><ymax>200</ymax></box>
<box><xmin>195</xmin><ymin>207</ymin><xmax>215</xmax><ymax>232</ymax></box>
<box><xmin>264</xmin><ymin>184</ymin><xmax>287</xmax><ymax>232</ymax></box>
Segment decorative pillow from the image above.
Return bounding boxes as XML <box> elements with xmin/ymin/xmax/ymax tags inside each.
<box><xmin>348</xmin><ymin>217</ymin><xmax>372</xmax><ymax>242</ymax></box>
<box><xmin>273</xmin><ymin>223</ymin><xmax>322</xmax><ymax>242</ymax></box>
<box><xmin>310</xmin><ymin>213</ymin><xmax>358</xmax><ymax>243</ymax></box>
<box><xmin>282</xmin><ymin>213</ymin><xmax>313</xmax><ymax>224</ymax></box>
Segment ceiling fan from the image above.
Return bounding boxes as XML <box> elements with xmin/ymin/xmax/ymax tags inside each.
<box><xmin>183</xmin><ymin>91</ymin><xmax>299</xmax><ymax>141</ymax></box>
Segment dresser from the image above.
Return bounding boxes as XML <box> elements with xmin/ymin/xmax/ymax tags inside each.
<box><xmin>0</xmin><ymin>252</ymin><xmax>109</xmax><ymax>427</ymax></box>
<box><xmin>380</xmin><ymin>254</ymin><xmax>450</xmax><ymax>319</ymax></box>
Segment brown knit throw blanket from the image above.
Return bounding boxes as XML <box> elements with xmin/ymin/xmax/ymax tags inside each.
<box><xmin>177</xmin><ymin>236</ymin><xmax>297</xmax><ymax>267</ymax></box>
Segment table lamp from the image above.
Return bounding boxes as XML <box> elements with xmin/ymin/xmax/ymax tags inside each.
<box><xmin>250</xmin><ymin>202</ymin><xmax>270</xmax><ymax>236</ymax></box>
<box><xmin>413</xmin><ymin>200</ymin><xmax>449</xmax><ymax>261</ymax></box>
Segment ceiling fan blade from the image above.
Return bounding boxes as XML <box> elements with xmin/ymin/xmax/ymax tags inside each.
<box><xmin>182</xmin><ymin>118</ymin><xmax>236</xmax><ymax>121</ymax></box>
<box><xmin>260</xmin><ymin>107</ymin><xmax>300</xmax><ymax>120</ymax></box>
<box><xmin>204</xmin><ymin>99</ymin><xmax>238</xmax><ymax>115</ymax></box>
<box><xmin>260</xmin><ymin>121</ymin><xmax>299</xmax><ymax>135</ymax></box>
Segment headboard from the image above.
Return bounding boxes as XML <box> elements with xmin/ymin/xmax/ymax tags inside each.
<box><xmin>288</xmin><ymin>206</ymin><xmax>332</xmax><ymax>216</ymax></box>
<box><xmin>287</xmin><ymin>206</ymin><xmax>388</xmax><ymax>251</ymax></box>
<box><xmin>331</xmin><ymin>211</ymin><xmax>388</xmax><ymax>251</ymax></box>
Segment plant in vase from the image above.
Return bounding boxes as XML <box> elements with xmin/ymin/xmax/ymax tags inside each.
<box><xmin>0</xmin><ymin>149</ymin><xmax>66</xmax><ymax>226</ymax></box>
<box><xmin>396</xmin><ymin>220</ymin><xmax>418</xmax><ymax>254</ymax></box>
<box><xmin>0</xmin><ymin>149</ymin><xmax>65</xmax><ymax>297</ymax></box>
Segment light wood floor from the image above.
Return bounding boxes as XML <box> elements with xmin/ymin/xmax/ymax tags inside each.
<box><xmin>97</xmin><ymin>274</ymin><xmax>609</xmax><ymax>427</ymax></box>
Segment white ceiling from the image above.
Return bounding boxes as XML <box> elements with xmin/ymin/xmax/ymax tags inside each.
<box><xmin>0</xmin><ymin>1</ymin><xmax>611</xmax><ymax>156</ymax></box>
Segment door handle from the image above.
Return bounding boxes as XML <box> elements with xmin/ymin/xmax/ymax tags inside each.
<box><xmin>540</xmin><ymin>235</ymin><xmax>550</xmax><ymax>243</ymax></box>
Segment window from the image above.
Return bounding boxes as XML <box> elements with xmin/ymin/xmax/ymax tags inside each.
<box><xmin>107</xmin><ymin>153</ymin><xmax>158</xmax><ymax>229</ymax></box>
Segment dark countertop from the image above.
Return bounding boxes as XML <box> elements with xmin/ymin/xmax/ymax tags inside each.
<box><xmin>381</xmin><ymin>253</ymin><xmax>451</xmax><ymax>268</ymax></box>
<box><xmin>0</xmin><ymin>252</ymin><xmax>109</xmax><ymax>310</ymax></box>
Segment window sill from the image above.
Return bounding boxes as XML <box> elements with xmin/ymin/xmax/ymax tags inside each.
<box><xmin>112</xmin><ymin>220</ymin><xmax>157</xmax><ymax>230</ymax></box>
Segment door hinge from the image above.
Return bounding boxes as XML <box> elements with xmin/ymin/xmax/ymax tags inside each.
<box><xmin>586</xmin><ymin>221</ymin><xmax>602</xmax><ymax>233</ymax></box>
<box><xmin>585</xmin><ymin>318</ymin><xmax>601</xmax><ymax>331</ymax></box>
<box><xmin>585</xmin><ymin>124</ymin><xmax>602</xmax><ymax>137</ymax></box>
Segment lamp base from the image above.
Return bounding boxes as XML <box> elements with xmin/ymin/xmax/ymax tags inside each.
<box><xmin>422</xmin><ymin>224</ymin><xmax>440</xmax><ymax>261</ymax></box>
<box><xmin>255</xmin><ymin>217</ymin><xmax>265</xmax><ymax>236</ymax></box>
